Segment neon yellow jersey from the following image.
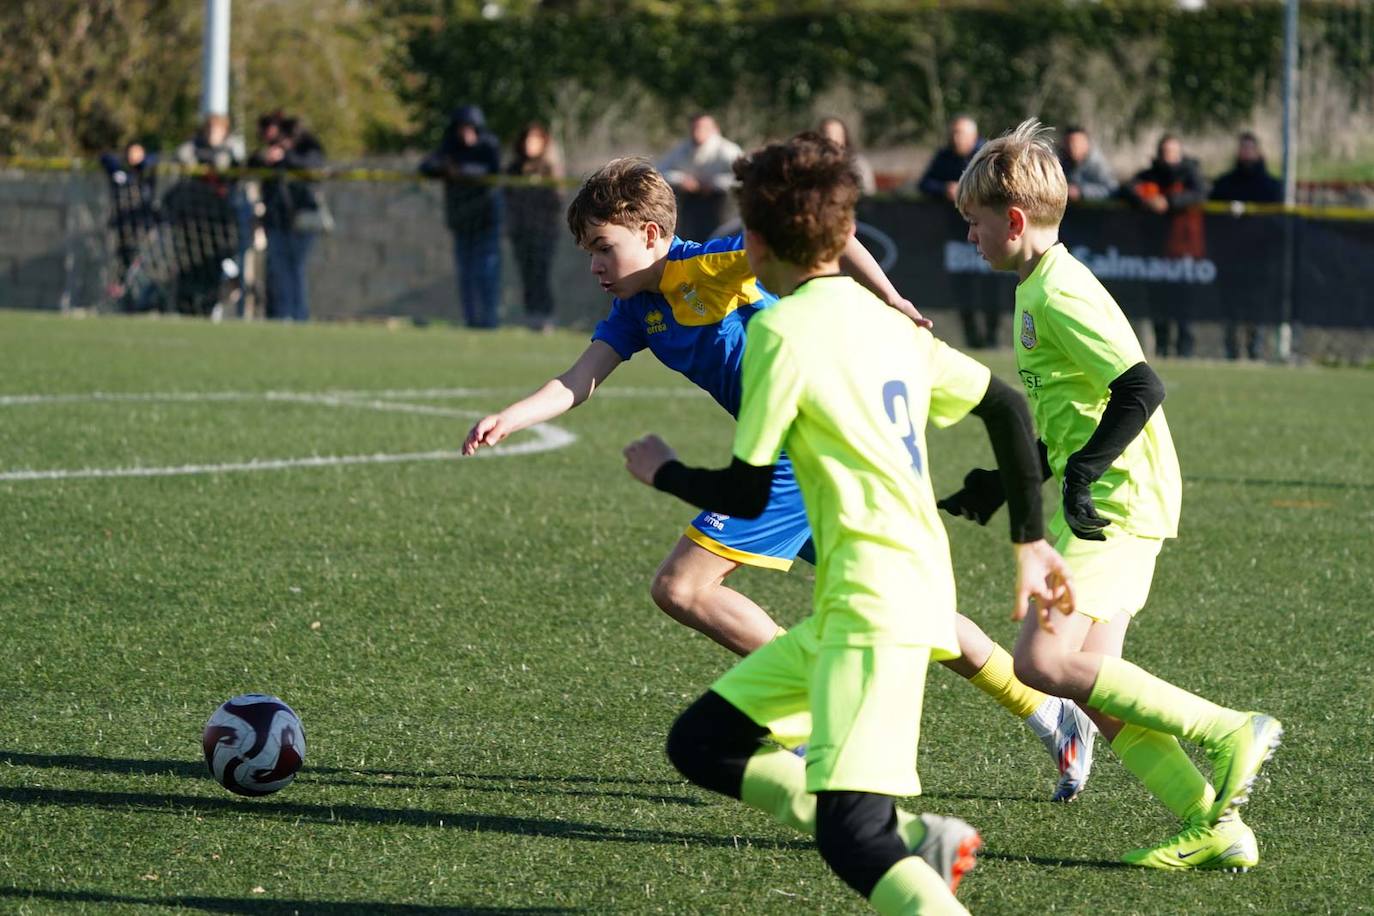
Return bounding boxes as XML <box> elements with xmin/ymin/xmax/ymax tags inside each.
<box><xmin>1014</xmin><ymin>244</ymin><xmax>1181</xmax><ymax>539</ymax></box>
<box><xmin>733</xmin><ymin>276</ymin><xmax>990</xmax><ymax>654</ymax></box>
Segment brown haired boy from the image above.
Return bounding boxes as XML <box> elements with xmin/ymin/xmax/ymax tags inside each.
<box><xmin>621</xmin><ymin>132</ymin><xmax>1074</xmax><ymax>913</ymax></box>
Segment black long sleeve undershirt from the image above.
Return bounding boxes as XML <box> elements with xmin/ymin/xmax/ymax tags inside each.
<box><xmin>1063</xmin><ymin>361</ymin><xmax>1165</xmax><ymax>487</ymax></box>
<box><xmin>970</xmin><ymin>376</ymin><xmax>1045</xmax><ymax>543</ymax></box>
<box><xmin>653</xmin><ymin>456</ymin><xmax>776</xmax><ymax>519</ymax></box>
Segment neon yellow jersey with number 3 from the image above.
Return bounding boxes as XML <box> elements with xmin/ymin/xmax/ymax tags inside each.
<box><xmin>732</xmin><ymin>276</ymin><xmax>991</xmax><ymax>655</ymax></box>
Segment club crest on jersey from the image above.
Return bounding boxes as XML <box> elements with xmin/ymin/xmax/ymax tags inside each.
<box><xmin>645</xmin><ymin>309</ymin><xmax>668</xmax><ymax>334</ymax></box>
<box><xmin>1020</xmin><ymin>312</ymin><xmax>1038</xmax><ymax>349</ymax></box>
<box><xmin>678</xmin><ymin>283</ymin><xmax>707</xmax><ymax>316</ymax></box>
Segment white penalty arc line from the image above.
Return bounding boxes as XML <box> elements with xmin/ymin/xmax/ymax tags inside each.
<box><xmin>0</xmin><ymin>389</ymin><xmax>580</xmax><ymax>483</ymax></box>
<box><xmin>0</xmin><ymin>386</ymin><xmax>707</xmax><ymax>407</ymax></box>
<box><xmin>0</xmin><ymin>426</ymin><xmax>577</xmax><ymax>483</ymax></box>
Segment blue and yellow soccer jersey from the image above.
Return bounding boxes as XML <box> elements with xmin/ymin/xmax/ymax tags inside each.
<box><xmin>592</xmin><ymin>235</ymin><xmax>776</xmax><ymax>416</ymax></box>
<box><xmin>733</xmin><ymin>276</ymin><xmax>992</xmax><ymax>655</ymax></box>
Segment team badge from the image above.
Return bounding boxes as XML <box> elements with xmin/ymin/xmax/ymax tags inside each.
<box><xmin>1020</xmin><ymin>311</ymin><xmax>1037</xmax><ymax>349</ymax></box>
<box><xmin>679</xmin><ymin>283</ymin><xmax>707</xmax><ymax>316</ymax></box>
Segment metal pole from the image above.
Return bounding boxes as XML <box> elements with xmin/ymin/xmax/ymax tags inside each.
<box><xmin>202</xmin><ymin>0</ymin><xmax>231</xmax><ymax>117</ymax></box>
<box><xmin>1278</xmin><ymin>0</ymin><xmax>1299</xmax><ymax>361</ymax></box>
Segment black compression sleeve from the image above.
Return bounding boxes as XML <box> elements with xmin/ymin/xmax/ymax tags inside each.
<box><xmin>1063</xmin><ymin>362</ymin><xmax>1165</xmax><ymax>486</ymax></box>
<box><xmin>970</xmin><ymin>376</ymin><xmax>1045</xmax><ymax>543</ymax></box>
<box><xmin>652</xmin><ymin>457</ymin><xmax>775</xmax><ymax>519</ymax></box>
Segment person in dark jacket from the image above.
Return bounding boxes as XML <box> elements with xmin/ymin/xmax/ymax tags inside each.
<box><xmin>421</xmin><ymin>105</ymin><xmax>504</xmax><ymax>329</ymax></box>
<box><xmin>505</xmin><ymin>122</ymin><xmax>564</xmax><ymax>332</ymax></box>
<box><xmin>918</xmin><ymin>115</ymin><xmax>999</xmax><ymax>349</ymax></box>
<box><xmin>1211</xmin><ymin>132</ymin><xmax>1282</xmax><ymax>360</ymax></box>
<box><xmin>1058</xmin><ymin>126</ymin><xmax>1118</xmax><ymax>202</ymax></box>
<box><xmin>1128</xmin><ymin>135</ymin><xmax>1210</xmax><ymax>358</ymax></box>
<box><xmin>100</xmin><ymin>141</ymin><xmax>161</xmax><ymax>309</ymax></box>
<box><xmin>249</xmin><ymin>113</ymin><xmax>326</xmax><ymax>321</ymax></box>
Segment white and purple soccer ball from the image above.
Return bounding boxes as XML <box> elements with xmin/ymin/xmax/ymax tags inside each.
<box><xmin>202</xmin><ymin>693</ymin><xmax>306</xmax><ymax>796</ymax></box>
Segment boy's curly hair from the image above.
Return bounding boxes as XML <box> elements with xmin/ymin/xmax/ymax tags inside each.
<box><xmin>733</xmin><ymin>133</ymin><xmax>858</xmax><ymax>268</ymax></box>
<box><xmin>566</xmin><ymin>157</ymin><xmax>677</xmax><ymax>244</ymax></box>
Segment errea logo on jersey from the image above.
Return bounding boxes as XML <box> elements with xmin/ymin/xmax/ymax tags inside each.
<box><xmin>645</xmin><ymin>309</ymin><xmax>668</xmax><ymax>334</ymax></box>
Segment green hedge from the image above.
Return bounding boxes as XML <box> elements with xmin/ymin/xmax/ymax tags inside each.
<box><xmin>399</xmin><ymin>2</ymin><xmax>1370</xmax><ymax>146</ymax></box>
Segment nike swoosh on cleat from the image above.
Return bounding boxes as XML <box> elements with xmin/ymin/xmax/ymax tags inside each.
<box><xmin>1177</xmin><ymin>848</ymin><xmax>1206</xmax><ymax>859</ymax></box>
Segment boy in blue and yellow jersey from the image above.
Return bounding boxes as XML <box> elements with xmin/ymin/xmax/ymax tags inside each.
<box><xmin>463</xmin><ymin>156</ymin><xmax>1096</xmax><ymax>798</ymax></box>
<box><xmin>622</xmin><ymin>132</ymin><xmax>1075</xmax><ymax>915</ymax></box>
<box><xmin>947</xmin><ymin>119</ymin><xmax>1282</xmax><ymax>871</ymax></box>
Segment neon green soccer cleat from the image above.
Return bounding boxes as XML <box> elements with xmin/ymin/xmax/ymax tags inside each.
<box><xmin>1123</xmin><ymin>813</ymin><xmax>1258</xmax><ymax>872</ymax></box>
<box><xmin>1204</xmin><ymin>712</ymin><xmax>1284</xmax><ymax>824</ymax></box>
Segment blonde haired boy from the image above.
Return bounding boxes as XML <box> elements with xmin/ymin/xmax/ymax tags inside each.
<box><xmin>945</xmin><ymin>118</ymin><xmax>1282</xmax><ymax>870</ymax></box>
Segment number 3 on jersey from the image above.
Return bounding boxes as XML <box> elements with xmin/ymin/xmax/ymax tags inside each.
<box><xmin>882</xmin><ymin>380</ymin><xmax>924</xmax><ymax>474</ymax></box>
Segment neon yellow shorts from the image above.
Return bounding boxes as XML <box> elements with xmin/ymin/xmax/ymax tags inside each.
<box><xmin>1055</xmin><ymin>527</ymin><xmax>1165</xmax><ymax>623</ymax></box>
<box><xmin>712</xmin><ymin>615</ymin><xmax>930</xmax><ymax>797</ymax></box>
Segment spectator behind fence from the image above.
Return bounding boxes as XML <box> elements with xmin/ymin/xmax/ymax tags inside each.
<box><xmin>422</xmin><ymin>105</ymin><xmax>504</xmax><ymax>329</ymax></box>
<box><xmin>656</xmin><ymin>113</ymin><xmax>743</xmax><ymax>241</ymax></box>
<box><xmin>99</xmin><ymin>141</ymin><xmax>160</xmax><ymax>310</ymax></box>
<box><xmin>1211</xmin><ymin>131</ymin><xmax>1282</xmax><ymax>360</ymax></box>
<box><xmin>817</xmin><ymin>116</ymin><xmax>877</xmax><ymax>195</ymax></box>
<box><xmin>1058</xmin><ymin>125</ymin><xmax>1118</xmax><ymax>202</ymax></box>
<box><xmin>1128</xmin><ymin>135</ymin><xmax>1209</xmax><ymax>358</ymax></box>
<box><xmin>918</xmin><ymin>115</ymin><xmax>999</xmax><ymax>348</ymax></box>
<box><xmin>249</xmin><ymin>113</ymin><xmax>326</xmax><ymax>322</ymax></box>
<box><xmin>917</xmin><ymin>113</ymin><xmax>982</xmax><ymax>203</ymax></box>
<box><xmin>166</xmin><ymin>114</ymin><xmax>244</xmax><ymax>315</ymax></box>
<box><xmin>505</xmin><ymin>122</ymin><xmax>564</xmax><ymax>333</ymax></box>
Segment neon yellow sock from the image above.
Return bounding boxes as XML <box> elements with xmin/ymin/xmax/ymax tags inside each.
<box><xmin>968</xmin><ymin>645</ymin><xmax>1048</xmax><ymax>720</ymax></box>
<box><xmin>1089</xmin><ymin>656</ymin><xmax>1248</xmax><ymax>745</ymax></box>
<box><xmin>740</xmin><ymin>748</ymin><xmax>926</xmax><ymax>846</ymax></box>
<box><xmin>739</xmin><ymin>747</ymin><xmax>814</xmax><ymax>834</ymax></box>
<box><xmin>1111</xmin><ymin>723</ymin><xmax>1216</xmax><ymax>824</ymax></box>
<box><xmin>870</xmin><ymin>856</ymin><xmax>967</xmax><ymax>916</ymax></box>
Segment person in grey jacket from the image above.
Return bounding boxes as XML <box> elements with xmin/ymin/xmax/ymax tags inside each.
<box><xmin>1058</xmin><ymin>126</ymin><xmax>1118</xmax><ymax>203</ymax></box>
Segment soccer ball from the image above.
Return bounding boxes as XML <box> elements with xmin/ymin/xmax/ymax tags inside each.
<box><xmin>202</xmin><ymin>693</ymin><xmax>306</xmax><ymax>796</ymax></box>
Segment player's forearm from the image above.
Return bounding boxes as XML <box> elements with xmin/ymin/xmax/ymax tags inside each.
<box><xmin>971</xmin><ymin>376</ymin><xmax>1045</xmax><ymax>543</ymax></box>
<box><xmin>653</xmin><ymin>458</ymin><xmax>775</xmax><ymax>519</ymax></box>
<box><xmin>839</xmin><ymin>236</ymin><xmax>900</xmax><ymax>305</ymax></box>
<box><xmin>1064</xmin><ymin>362</ymin><xmax>1164</xmax><ymax>487</ymax></box>
<box><xmin>494</xmin><ymin>379</ymin><xmax>581</xmax><ymax>433</ymax></box>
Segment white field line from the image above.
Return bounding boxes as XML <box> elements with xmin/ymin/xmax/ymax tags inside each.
<box><xmin>0</xmin><ymin>389</ymin><xmax>578</xmax><ymax>482</ymax></box>
<box><xmin>0</xmin><ymin>385</ymin><xmax>706</xmax><ymax>407</ymax></box>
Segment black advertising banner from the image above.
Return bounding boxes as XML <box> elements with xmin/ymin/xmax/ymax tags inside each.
<box><xmin>855</xmin><ymin>198</ymin><xmax>1371</xmax><ymax>328</ymax></box>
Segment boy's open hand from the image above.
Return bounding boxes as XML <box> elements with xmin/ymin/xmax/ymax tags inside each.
<box><xmin>623</xmin><ymin>434</ymin><xmax>677</xmax><ymax>487</ymax></box>
<box><xmin>463</xmin><ymin>414</ymin><xmax>510</xmax><ymax>456</ymax></box>
<box><xmin>1011</xmin><ymin>539</ymin><xmax>1075</xmax><ymax>632</ymax></box>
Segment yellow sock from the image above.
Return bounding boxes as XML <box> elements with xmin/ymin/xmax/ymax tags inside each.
<box><xmin>1090</xmin><ymin>656</ymin><xmax>1248</xmax><ymax>745</ymax></box>
<box><xmin>870</xmin><ymin>857</ymin><xmax>967</xmax><ymax>916</ymax></box>
<box><xmin>739</xmin><ymin>746</ymin><xmax>814</xmax><ymax>834</ymax></box>
<box><xmin>1111</xmin><ymin>723</ymin><xmax>1216</xmax><ymax>824</ymax></box>
<box><xmin>968</xmin><ymin>645</ymin><xmax>1048</xmax><ymax>720</ymax></box>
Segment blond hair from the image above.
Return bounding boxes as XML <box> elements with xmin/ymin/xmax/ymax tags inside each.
<box><xmin>956</xmin><ymin>119</ymin><xmax>1067</xmax><ymax>227</ymax></box>
<box><xmin>566</xmin><ymin>157</ymin><xmax>677</xmax><ymax>244</ymax></box>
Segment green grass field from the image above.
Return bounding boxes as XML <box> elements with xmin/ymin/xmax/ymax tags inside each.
<box><xmin>1</xmin><ymin>310</ymin><xmax>1371</xmax><ymax>914</ymax></box>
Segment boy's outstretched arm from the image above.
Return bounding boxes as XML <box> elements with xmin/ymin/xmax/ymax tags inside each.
<box><xmin>838</xmin><ymin>235</ymin><xmax>933</xmax><ymax>328</ymax></box>
<box><xmin>463</xmin><ymin>341</ymin><xmax>623</xmax><ymax>455</ymax></box>
<box><xmin>622</xmin><ymin>435</ymin><xmax>774</xmax><ymax>520</ymax></box>
<box><xmin>959</xmin><ymin>375</ymin><xmax>1075</xmax><ymax>627</ymax></box>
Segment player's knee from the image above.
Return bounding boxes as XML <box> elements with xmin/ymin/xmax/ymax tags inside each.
<box><xmin>649</xmin><ymin>568</ymin><xmax>698</xmax><ymax>620</ymax></box>
<box><xmin>815</xmin><ymin>792</ymin><xmax>909</xmax><ymax>898</ymax></box>
<box><xmin>666</xmin><ymin>691</ymin><xmax>762</xmax><ymax>799</ymax></box>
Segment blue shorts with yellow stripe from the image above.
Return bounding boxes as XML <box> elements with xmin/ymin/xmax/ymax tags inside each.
<box><xmin>684</xmin><ymin>456</ymin><xmax>815</xmax><ymax>571</ymax></box>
